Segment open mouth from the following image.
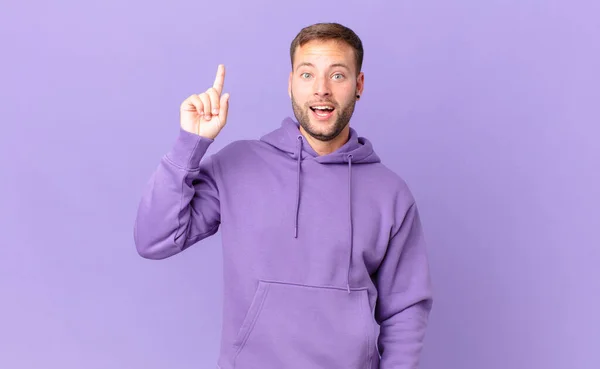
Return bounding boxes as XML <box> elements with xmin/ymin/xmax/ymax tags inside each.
<box><xmin>310</xmin><ymin>105</ymin><xmax>335</xmax><ymax>119</ymax></box>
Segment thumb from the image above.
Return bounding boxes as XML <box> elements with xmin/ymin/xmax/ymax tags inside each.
<box><xmin>219</xmin><ymin>93</ymin><xmax>230</xmax><ymax>124</ymax></box>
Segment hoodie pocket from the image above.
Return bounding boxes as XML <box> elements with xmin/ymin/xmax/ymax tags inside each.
<box><xmin>231</xmin><ymin>280</ymin><xmax>376</xmax><ymax>369</ymax></box>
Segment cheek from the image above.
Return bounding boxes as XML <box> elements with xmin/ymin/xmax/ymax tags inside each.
<box><xmin>291</xmin><ymin>85</ymin><xmax>311</xmax><ymax>102</ymax></box>
<box><xmin>293</xmin><ymin>82</ymin><xmax>312</xmax><ymax>94</ymax></box>
<box><xmin>334</xmin><ymin>88</ymin><xmax>356</xmax><ymax>104</ymax></box>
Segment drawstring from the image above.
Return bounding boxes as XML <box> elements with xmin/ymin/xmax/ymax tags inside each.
<box><xmin>346</xmin><ymin>154</ymin><xmax>353</xmax><ymax>294</ymax></box>
<box><xmin>294</xmin><ymin>135</ymin><xmax>302</xmax><ymax>238</ymax></box>
<box><xmin>292</xmin><ymin>136</ymin><xmax>354</xmax><ymax>294</ymax></box>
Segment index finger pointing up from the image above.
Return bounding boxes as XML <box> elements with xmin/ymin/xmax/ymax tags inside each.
<box><xmin>213</xmin><ymin>64</ymin><xmax>225</xmax><ymax>95</ymax></box>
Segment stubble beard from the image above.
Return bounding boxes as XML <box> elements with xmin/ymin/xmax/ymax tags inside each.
<box><xmin>291</xmin><ymin>92</ymin><xmax>357</xmax><ymax>142</ymax></box>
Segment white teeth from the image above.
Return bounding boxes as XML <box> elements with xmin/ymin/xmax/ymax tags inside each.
<box><xmin>313</xmin><ymin>106</ymin><xmax>333</xmax><ymax>110</ymax></box>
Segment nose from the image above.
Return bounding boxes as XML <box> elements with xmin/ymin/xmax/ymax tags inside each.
<box><xmin>313</xmin><ymin>76</ymin><xmax>331</xmax><ymax>97</ymax></box>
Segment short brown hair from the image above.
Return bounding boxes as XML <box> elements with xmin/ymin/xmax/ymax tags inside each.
<box><xmin>290</xmin><ymin>22</ymin><xmax>364</xmax><ymax>73</ymax></box>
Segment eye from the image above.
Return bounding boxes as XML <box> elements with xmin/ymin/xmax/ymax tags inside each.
<box><xmin>332</xmin><ymin>73</ymin><xmax>344</xmax><ymax>80</ymax></box>
<box><xmin>301</xmin><ymin>72</ymin><xmax>311</xmax><ymax>79</ymax></box>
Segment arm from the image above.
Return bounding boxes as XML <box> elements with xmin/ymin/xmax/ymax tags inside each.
<box><xmin>375</xmin><ymin>202</ymin><xmax>433</xmax><ymax>368</ymax></box>
<box><xmin>134</xmin><ymin>64</ymin><xmax>229</xmax><ymax>259</ymax></box>
<box><xmin>133</xmin><ymin>128</ymin><xmax>221</xmax><ymax>259</ymax></box>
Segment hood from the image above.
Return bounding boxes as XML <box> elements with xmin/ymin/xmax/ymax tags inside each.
<box><xmin>260</xmin><ymin>117</ymin><xmax>381</xmax><ymax>293</ymax></box>
<box><xmin>260</xmin><ymin>117</ymin><xmax>381</xmax><ymax>164</ymax></box>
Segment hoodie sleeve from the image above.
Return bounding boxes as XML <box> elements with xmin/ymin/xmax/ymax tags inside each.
<box><xmin>374</xmin><ymin>201</ymin><xmax>433</xmax><ymax>368</ymax></box>
<box><xmin>133</xmin><ymin>128</ymin><xmax>221</xmax><ymax>259</ymax></box>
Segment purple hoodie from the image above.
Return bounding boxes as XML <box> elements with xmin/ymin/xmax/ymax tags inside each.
<box><xmin>134</xmin><ymin>117</ymin><xmax>433</xmax><ymax>369</ymax></box>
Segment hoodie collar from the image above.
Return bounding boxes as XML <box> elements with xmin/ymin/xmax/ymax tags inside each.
<box><xmin>260</xmin><ymin>117</ymin><xmax>381</xmax><ymax>164</ymax></box>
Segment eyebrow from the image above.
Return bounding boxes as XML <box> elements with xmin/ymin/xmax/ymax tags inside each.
<box><xmin>295</xmin><ymin>62</ymin><xmax>351</xmax><ymax>71</ymax></box>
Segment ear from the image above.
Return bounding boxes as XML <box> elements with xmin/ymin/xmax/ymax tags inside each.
<box><xmin>288</xmin><ymin>71</ymin><xmax>293</xmax><ymax>99</ymax></box>
<box><xmin>356</xmin><ymin>71</ymin><xmax>364</xmax><ymax>98</ymax></box>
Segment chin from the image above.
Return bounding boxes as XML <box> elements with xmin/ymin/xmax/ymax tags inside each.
<box><xmin>304</xmin><ymin>116</ymin><xmax>345</xmax><ymax>142</ymax></box>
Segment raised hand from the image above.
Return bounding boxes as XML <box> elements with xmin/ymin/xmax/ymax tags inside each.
<box><xmin>180</xmin><ymin>64</ymin><xmax>230</xmax><ymax>140</ymax></box>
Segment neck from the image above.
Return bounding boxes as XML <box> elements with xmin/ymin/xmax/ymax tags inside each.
<box><xmin>300</xmin><ymin>125</ymin><xmax>350</xmax><ymax>156</ymax></box>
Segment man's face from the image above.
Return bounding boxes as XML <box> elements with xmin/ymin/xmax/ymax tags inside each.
<box><xmin>288</xmin><ymin>40</ymin><xmax>364</xmax><ymax>142</ymax></box>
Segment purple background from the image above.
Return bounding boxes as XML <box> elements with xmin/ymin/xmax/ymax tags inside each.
<box><xmin>2</xmin><ymin>0</ymin><xmax>599</xmax><ymax>368</ymax></box>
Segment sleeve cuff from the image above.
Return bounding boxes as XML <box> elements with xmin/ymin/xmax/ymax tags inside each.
<box><xmin>165</xmin><ymin>128</ymin><xmax>214</xmax><ymax>170</ymax></box>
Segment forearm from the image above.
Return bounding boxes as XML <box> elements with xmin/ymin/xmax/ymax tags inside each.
<box><xmin>133</xmin><ymin>128</ymin><xmax>220</xmax><ymax>259</ymax></box>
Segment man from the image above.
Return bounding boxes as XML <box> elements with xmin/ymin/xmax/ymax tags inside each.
<box><xmin>134</xmin><ymin>22</ymin><xmax>433</xmax><ymax>369</ymax></box>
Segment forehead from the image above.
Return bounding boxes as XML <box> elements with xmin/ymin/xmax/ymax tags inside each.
<box><xmin>293</xmin><ymin>40</ymin><xmax>355</xmax><ymax>69</ymax></box>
